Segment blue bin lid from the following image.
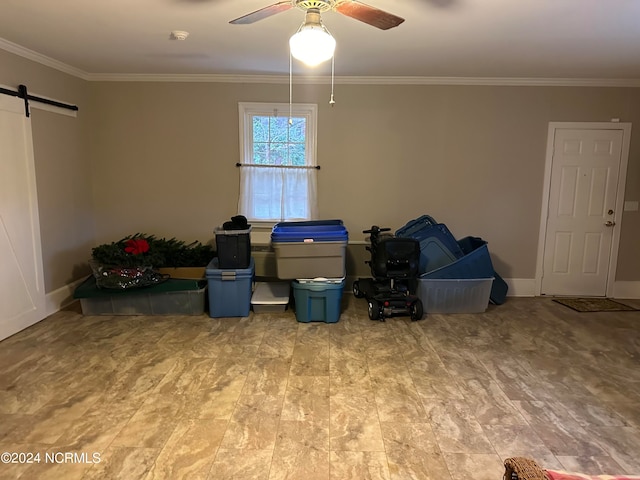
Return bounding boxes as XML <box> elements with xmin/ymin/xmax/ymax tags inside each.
<box><xmin>292</xmin><ymin>278</ymin><xmax>345</xmax><ymax>291</ymax></box>
<box><xmin>271</xmin><ymin>222</ymin><xmax>348</xmax><ymax>243</ymax></box>
<box><xmin>274</xmin><ymin>220</ymin><xmax>343</xmax><ymax>227</ymax></box>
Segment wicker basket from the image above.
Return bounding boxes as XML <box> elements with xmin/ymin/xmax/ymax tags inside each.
<box><xmin>504</xmin><ymin>457</ymin><xmax>550</xmax><ymax>480</ymax></box>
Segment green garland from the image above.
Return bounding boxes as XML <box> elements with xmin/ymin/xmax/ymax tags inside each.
<box><xmin>91</xmin><ymin>234</ymin><xmax>214</xmax><ymax>268</ymax></box>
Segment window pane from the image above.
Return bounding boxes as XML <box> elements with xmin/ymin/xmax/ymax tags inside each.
<box><xmin>270</xmin><ymin>117</ymin><xmax>290</xmax><ymax>143</ymax></box>
<box><xmin>289</xmin><ymin>118</ymin><xmax>306</xmax><ymax>143</ymax></box>
<box><xmin>290</xmin><ymin>143</ymin><xmax>306</xmax><ymax>166</ymax></box>
<box><xmin>269</xmin><ymin>143</ymin><xmax>289</xmax><ymax>165</ymax></box>
<box><xmin>253</xmin><ymin>116</ymin><xmax>269</xmax><ymax>142</ymax></box>
<box><xmin>253</xmin><ymin>143</ymin><xmax>268</xmax><ymax>164</ymax></box>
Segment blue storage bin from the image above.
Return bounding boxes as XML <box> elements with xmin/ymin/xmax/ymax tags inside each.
<box><xmin>416</xmin><ymin>237</ymin><xmax>460</xmax><ymax>274</ymax></box>
<box><xmin>292</xmin><ymin>278</ymin><xmax>344</xmax><ymax>323</ymax></box>
<box><xmin>396</xmin><ymin>221</ymin><xmax>464</xmax><ymax>274</ymax></box>
<box><xmin>271</xmin><ymin>220</ymin><xmax>348</xmax><ymax>243</ymax></box>
<box><xmin>272</xmin><ymin>220</ymin><xmax>348</xmax><ymax>279</ymax></box>
<box><xmin>455</xmin><ymin>237</ymin><xmax>508</xmax><ymax>304</ymax></box>
<box><xmin>275</xmin><ymin>219</ymin><xmax>344</xmax><ymax>227</ymax></box>
<box><xmin>420</xmin><ymin>237</ymin><xmax>508</xmax><ymax>305</ymax></box>
<box><xmin>395</xmin><ymin>215</ymin><xmax>438</xmax><ymax>237</ymax></box>
<box><xmin>206</xmin><ymin>257</ymin><xmax>254</xmax><ymax>318</ymax></box>
<box><xmin>457</xmin><ymin>236</ymin><xmax>488</xmax><ymax>256</ymax></box>
<box><xmin>420</xmin><ymin>238</ymin><xmax>493</xmax><ymax>279</ymax></box>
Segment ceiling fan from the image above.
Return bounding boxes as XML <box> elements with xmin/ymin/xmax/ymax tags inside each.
<box><xmin>229</xmin><ymin>0</ymin><xmax>405</xmax><ymax>31</ymax></box>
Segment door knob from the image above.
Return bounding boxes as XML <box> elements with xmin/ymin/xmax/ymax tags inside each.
<box><xmin>605</xmin><ymin>220</ymin><xmax>616</xmax><ymax>227</ymax></box>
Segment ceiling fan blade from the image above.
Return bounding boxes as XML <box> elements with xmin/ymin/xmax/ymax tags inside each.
<box><xmin>335</xmin><ymin>1</ymin><xmax>405</xmax><ymax>30</ymax></box>
<box><xmin>229</xmin><ymin>1</ymin><xmax>294</xmax><ymax>25</ymax></box>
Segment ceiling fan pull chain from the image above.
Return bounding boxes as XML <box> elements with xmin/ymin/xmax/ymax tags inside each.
<box><xmin>289</xmin><ymin>52</ymin><xmax>293</xmax><ymax>125</ymax></box>
<box><xmin>329</xmin><ymin>54</ymin><xmax>335</xmax><ymax>106</ymax></box>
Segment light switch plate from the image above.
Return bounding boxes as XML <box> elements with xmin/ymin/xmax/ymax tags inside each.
<box><xmin>624</xmin><ymin>200</ymin><xmax>639</xmax><ymax>211</ymax></box>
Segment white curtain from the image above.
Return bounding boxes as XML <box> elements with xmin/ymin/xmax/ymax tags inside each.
<box><xmin>238</xmin><ymin>166</ymin><xmax>317</xmax><ymax>222</ymax></box>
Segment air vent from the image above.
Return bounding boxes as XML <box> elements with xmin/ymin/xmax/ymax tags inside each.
<box><xmin>169</xmin><ymin>31</ymin><xmax>189</xmax><ymax>41</ymax></box>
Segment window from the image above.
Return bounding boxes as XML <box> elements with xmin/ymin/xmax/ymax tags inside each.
<box><xmin>238</xmin><ymin>102</ymin><xmax>318</xmax><ymax>222</ymax></box>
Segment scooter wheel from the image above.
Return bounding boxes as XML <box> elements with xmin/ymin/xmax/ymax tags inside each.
<box><xmin>368</xmin><ymin>299</ymin><xmax>380</xmax><ymax>320</ymax></box>
<box><xmin>410</xmin><ymin>299</ymin><xmax>424</xmax><ymax>321</ymax></box>
<box><xmin>352</xmin><ymin>280</ymin><xmax>364</xmax><ymax>298</ymax></box>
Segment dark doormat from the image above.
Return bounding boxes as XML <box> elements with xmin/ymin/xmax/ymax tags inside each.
<box><xmin>553</xmin><ymin>297</ymin><xmax>638</xmax><ymax>312</ymax></box>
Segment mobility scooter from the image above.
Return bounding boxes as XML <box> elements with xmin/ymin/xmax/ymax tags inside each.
<box><xmin>352</xmin><ymin>226</ymin><xmax>424</xmax><ymax>321</ymax></box>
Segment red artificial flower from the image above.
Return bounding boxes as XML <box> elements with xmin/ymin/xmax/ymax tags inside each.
<box><xmin>124</xmin><ymin>238</ymin><xmax>150</xmax><ymax>255</ymax></box>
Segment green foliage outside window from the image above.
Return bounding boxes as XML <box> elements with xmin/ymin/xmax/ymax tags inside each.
<box><xmin>252</xmin><ymin>115</ymin><xmax>306</xmax><ymax>166</ymax></box>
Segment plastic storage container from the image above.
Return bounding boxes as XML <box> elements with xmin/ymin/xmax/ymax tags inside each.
<box><xmin>271</xmin><ymin>220</ymin><xmax>348</xmax><ymax>279</ymax></box>
<box><xmin>417</xmin><ymin>277</ymin><xmax>493</xmax><ymax>313</ymax></box>
<box><xmin>74</xmin><ymin>276</ymin><xmax>206</xmax><ymax>315</ymax></box>
<box><xmin>271</xmin><ymin>220</ymin><xmax>347</xmax><ymax>243</ymax></box>
<box><xmin>214</xmin><ymin>226</ymin><xmax>251</xmax><ymax>269</ymax></box>
<box><xmin>421</xmin><ymin>237</ymin><xmax>493</xmax><ymax>279</ymax></box>
<box><xmin>206</xmin><ymin>257</ymin><xmax>254</xmax><ymax>318</ymax></box>
<box><xmin>395</xmin><ymin>215</ymin><xmax>438</xmax><ymax>238</ymax></box>
<box><xmin>395</xmin><ymin>219</ymin><xmax>464</xmax><ymax>274</ymax></box>
<box><xmin>415</xmin><ymin>234</ymin><xmax>461</xmax><ymax>274</ymax></box>
<box><xmin>292</xmin><ymin>278</ymin><xmax>344</xmax><ymax>323</ymax></box>
<box><xmin>272</xmin><ymin>242</ymin><xmax>347</xmax><ymax>279</ymax></box>
<box><xmin>421</xmin><ymin>236</ymin><xmax>508</xmax><ymax>304</ymax></box>
<box><xmin>251</xmin><ymin>282</ymin><xmax>290</xmax><ymax>313</ymax></box>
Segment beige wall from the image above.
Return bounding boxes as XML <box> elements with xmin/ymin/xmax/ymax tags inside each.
<box><xmin>0</xmin><ymin>50</ymin><xmax>95</xmax><ymax>293</ymax></box>
<box><xmin>89</xmin><ymin>81</ymin><xmax>640</xmax><ymax>281</ymax></box>
<box><xmin>2</xmin><ymin>45</ymin><xmax>639</xmax><ymax>291</ymax></box>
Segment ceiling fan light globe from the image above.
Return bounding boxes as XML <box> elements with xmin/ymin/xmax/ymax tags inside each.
<box><xmin>289</xmin><ymin>26</ymin><xmax>336</xmax><ymax>67</ymax></box>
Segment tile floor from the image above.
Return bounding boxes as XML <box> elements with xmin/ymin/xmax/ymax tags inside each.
<box><xmin>0</xmin><ymin>295</ymin><xmax>639</xmax><ymax>479</ymax></box>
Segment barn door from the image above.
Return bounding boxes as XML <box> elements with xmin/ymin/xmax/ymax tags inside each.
<box><xmin>0</xmin><ymin>95</ymin><xmax>46</xmax><ymax>341</ymax></box>
<box><xmin>539</xmin><ymin>123</ymin><xmax>630</xmax><ymax>297</ymax></box>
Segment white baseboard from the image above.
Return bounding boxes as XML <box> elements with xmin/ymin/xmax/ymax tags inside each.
<box><xmin>499</xmin><ymin>279</ymin><xmax>640</xmax><ymax>299</ymax></box>
<box><xmin>45</xmin><ymin>277</ymin><xmax>84</xmax><ymax>316</ymax></box>
<box><xmin>612</xmin><ymin>281</ymin><xmax>640</xmax><ymax>299</ymax></box>
<box><xmin>498</xmin><ymin>279</ymin><xmax>640</xmax><ymax>298</ymax></box>
<box><xmin>503</xmin><ymin>278</ymin><xmax>537</xmax><ymax>297</ymax></box>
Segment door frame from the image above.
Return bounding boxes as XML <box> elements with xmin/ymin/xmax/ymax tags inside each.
<box><xmin>535</xmin><ymin>122</ymin><xmax>632</xmax><ymax>297</ymax></box>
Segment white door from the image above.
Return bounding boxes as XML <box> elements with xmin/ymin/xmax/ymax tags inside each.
<box><xmin>540</xmin><ymin>126</ymin><xmax>628</xmax><ymax>297</ymax></box>
<box><xmin>0</xmin><ymin>95</ymin><xmax>46</xmax><ymax>341</ymax></box>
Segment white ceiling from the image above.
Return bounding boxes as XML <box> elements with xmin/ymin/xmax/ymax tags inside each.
<box><xmin>1</xmin><ymin>0</ymin><xmax>640</xmax><ymax>82</ymax></box>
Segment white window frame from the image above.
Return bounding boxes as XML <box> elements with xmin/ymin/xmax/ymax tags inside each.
<box><xmin>237</xmin><ymin>102</ymin><xmax>318</xmax><ymax>224</ymax></box>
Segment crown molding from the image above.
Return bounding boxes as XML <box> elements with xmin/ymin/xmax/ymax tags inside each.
<box><xmin>3</xmin><ymin>37</ymin><xmax>640</xmax><ymax>87</ymax></box>
<box><xmin>0</xmin><ymin>38</ymin><xmax>89</xmax><ymax>80</ymax></box>
<box><xmin>86</xmin><ymin>73</ymin><xmax>290</xmax><ymax>84</ymax></box>
<box><xmin>85</xmin><ymin>73</ymin><xmax>640</xmax><ymax>87</ymax></box>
